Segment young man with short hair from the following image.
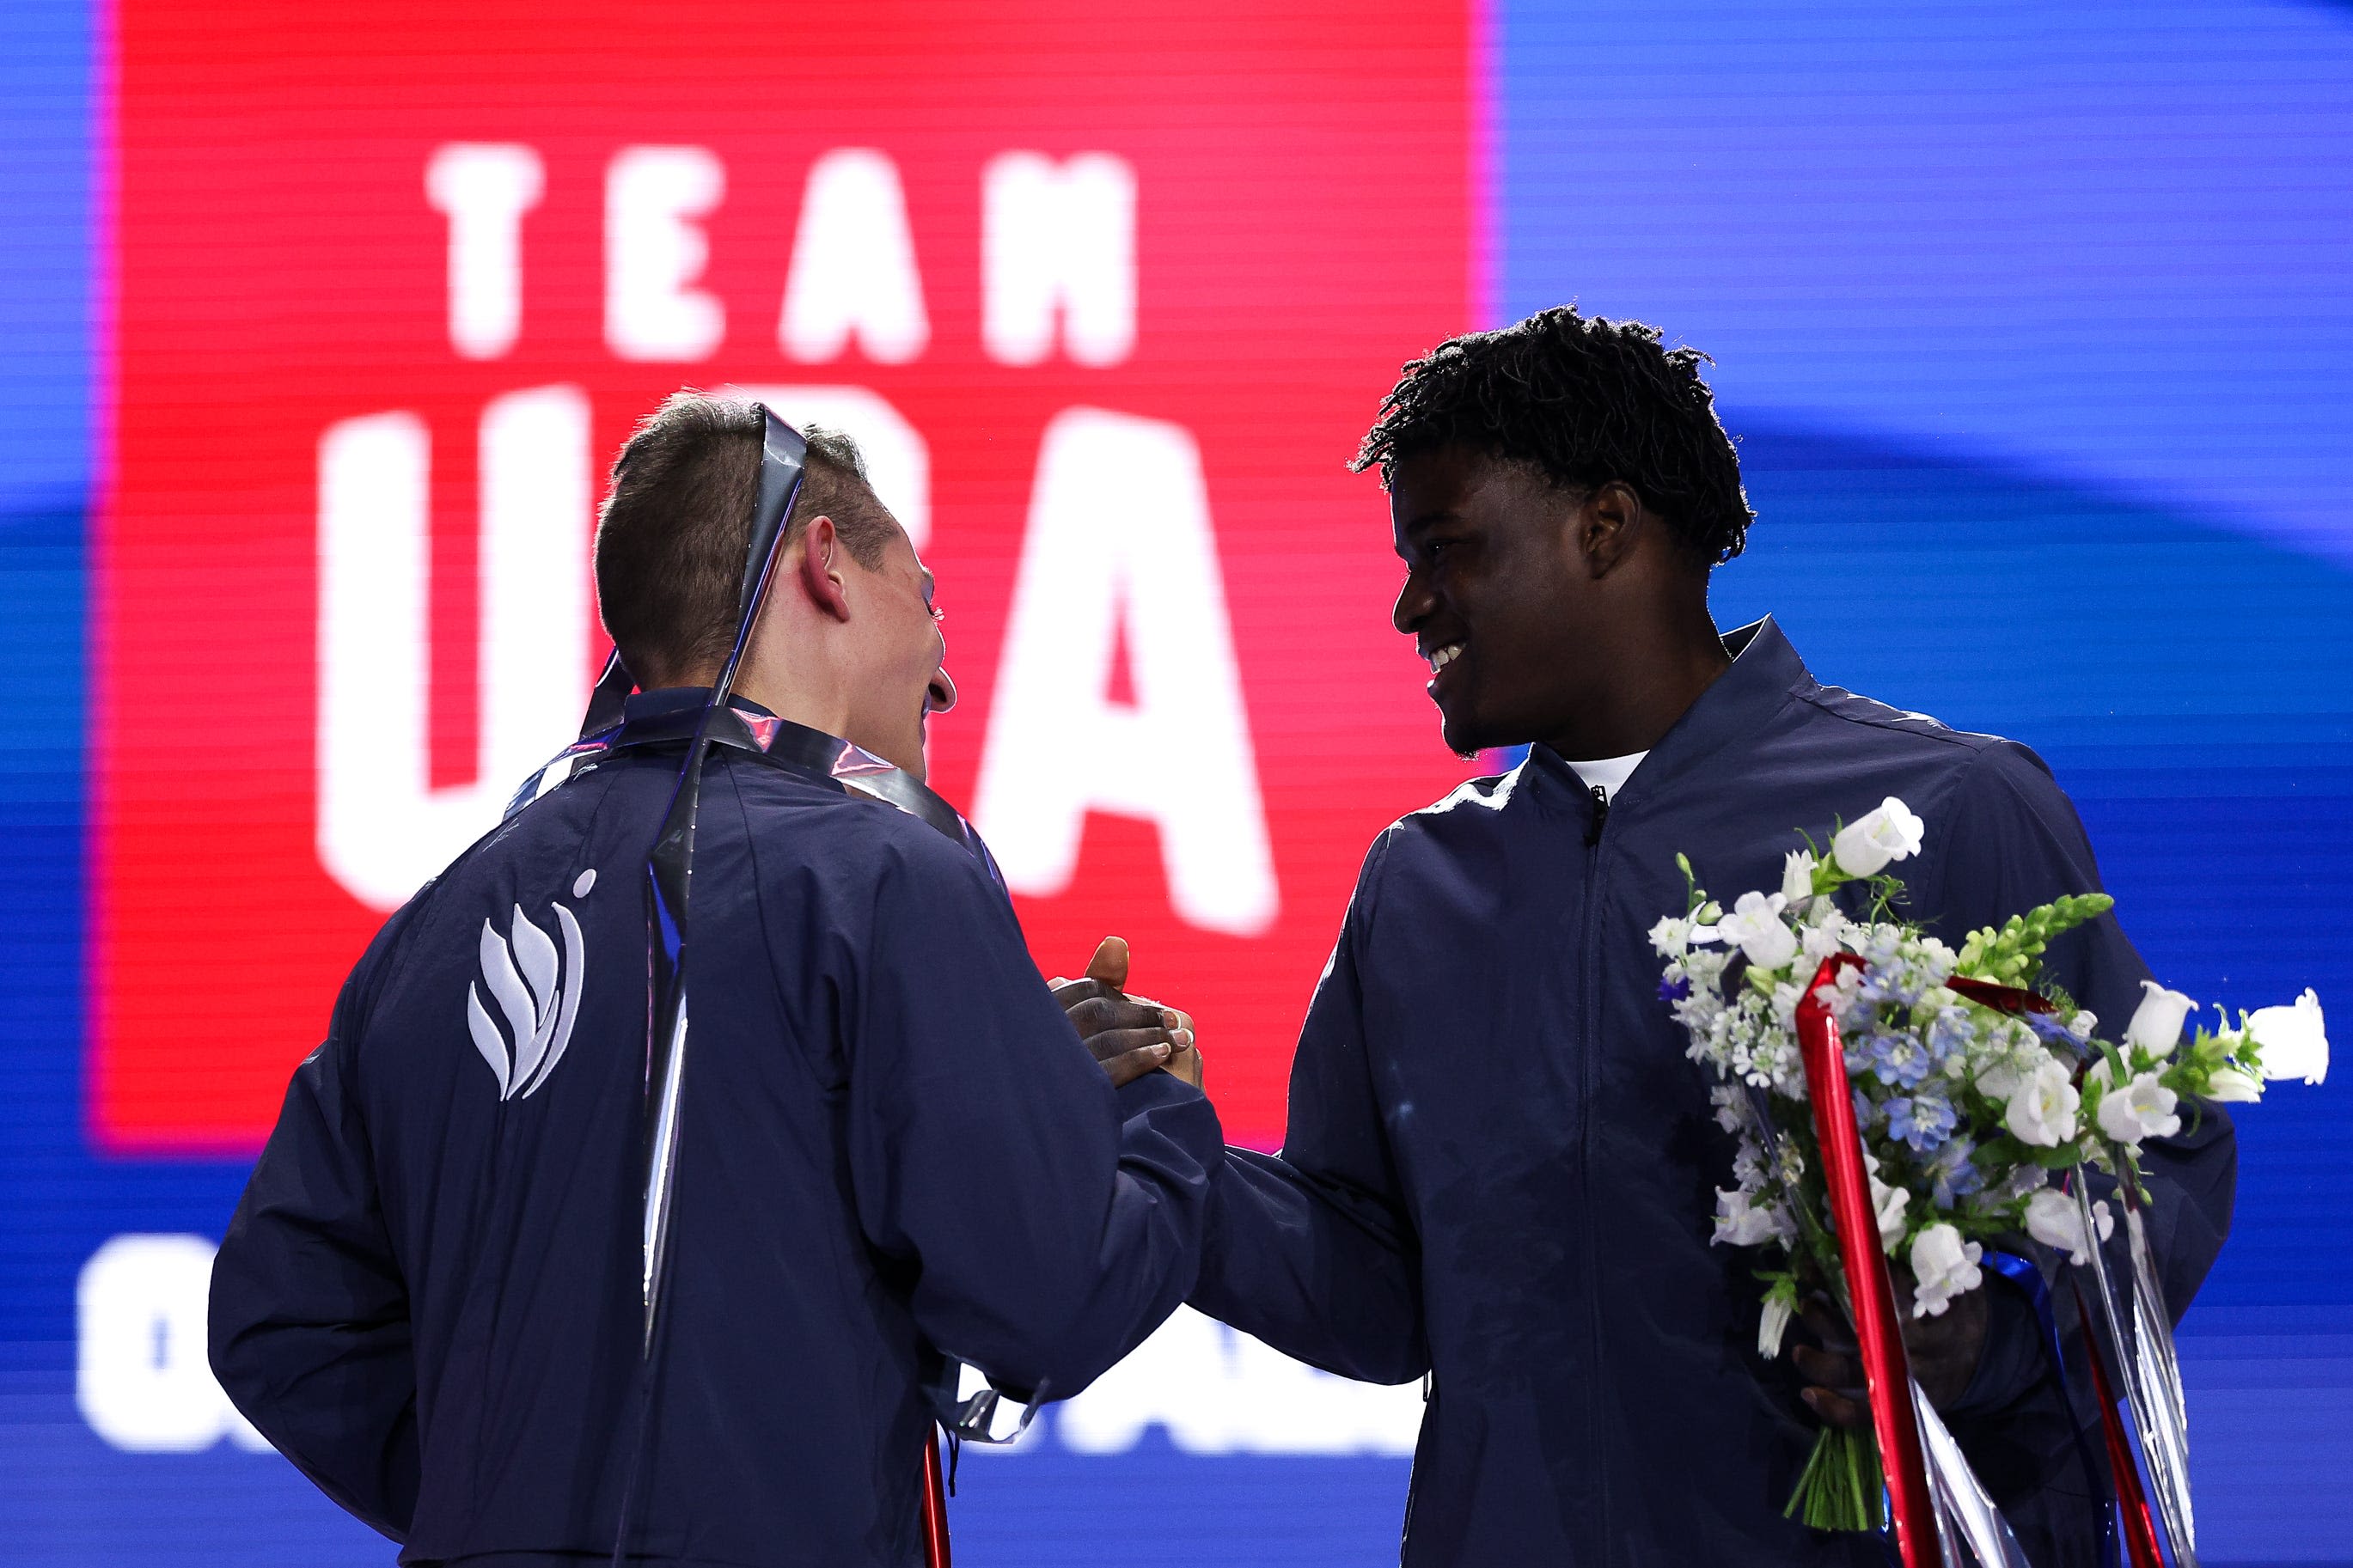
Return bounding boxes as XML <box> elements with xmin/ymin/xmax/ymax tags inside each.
<box><xmin>211</xmin><ymin>393</ymin><xmax>1217</xmax><ymax>1565</ymax></box>
<box><xmin>1185</xmin><ymin>308</ymin><xmax>2236</xmax><ymax>1565</ymax></box>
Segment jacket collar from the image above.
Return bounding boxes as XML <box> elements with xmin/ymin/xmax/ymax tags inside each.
<box><xmin>620</xmin><ymin>686</ymin><xmax>777</xmax><ymax>723</ymax></box>
<box><xmin>596</xmin><ymin>688</ymin><xmax>992</xmax><ymax>865</ymax></box>
<box><xmin>1522</xmin><ymin>616</ymin><xmax>1813</xmax><ymax>814</ymax></box>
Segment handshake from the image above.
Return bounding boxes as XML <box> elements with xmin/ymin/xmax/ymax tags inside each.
<box><xmin>1049</xmin><ymin>936</ymin><xmax>1205</xmax><ymax>1092</ymax></box>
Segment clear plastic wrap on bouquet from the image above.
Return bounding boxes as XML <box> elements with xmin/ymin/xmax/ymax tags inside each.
<box><xmin>1656</xmin><ymin>797</ymin><xmax>2328</xmax><ymax>1564</ymax></box>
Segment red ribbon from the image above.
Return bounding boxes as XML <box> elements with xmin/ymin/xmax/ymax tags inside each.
<box><xmin>1794</xmin><ymin>954</ymin><xmax>1942</xmax><ymax>1567</ymax></box>
<box><xmin>1943</xmin><ymin>975</ymin><xmax>2057</xmax><ymax>1016</ymax></box>
<box><xmin>2069</xmin><ymin>1280</ymin><xmax>2167</xmax><ymax>1568</ymax></box>
<box><xmin>921</xmin><ymin>1428</ymin><xmax>952</xmax><ymax>1568</ymax></box>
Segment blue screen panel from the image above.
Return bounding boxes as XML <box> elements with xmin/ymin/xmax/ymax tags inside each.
<box><xmin>5</xmin><ymin>0</ymin><xmax>2353</xmax><ymax>1561</ymax></box>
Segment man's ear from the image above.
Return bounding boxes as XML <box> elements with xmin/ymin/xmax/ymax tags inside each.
<box><xmin>797</xmin><ymin>516</ymin><xmax>853</xmax><ymax>622</ymax></box>
<box><xmin>1578</xmin><ymin>482</ymin><xmax>1642</xmax><ymax>578</ymax></box>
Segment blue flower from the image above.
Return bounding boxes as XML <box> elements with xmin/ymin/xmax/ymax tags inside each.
<box><xmin>1924</xmin><ymin>1008</ymin><xmax>1977</xmax><ymax>1070</ymax></box>
<box><xmin>2024</xmin><ymin>1010</ymin><xmax>2075</xmax><ymax>1045</ymax></box>
<box><xmin>1885</xmin><ymin>1091</ymin><xmax>1957</xmax><ymax>1154</ymax></box>
<box><xmin>1858</xmin><ymin>966</ymin><xmax>1930</xmax><ymax>1010</ymax></box>
<box><xmin>1865</xmin><ymin>1030</ymin><xmax>1932</xmax><ymax>1089</ymax></box>
<box><xmin>1928</xmin><ymin>1138</ymin><xmax>1983</xmax><ymax>1211</ymax></box>
<box><xmin>1659</xmin><ymin>975</ymin><xmax>1691</xmax><ymax>1003</ymax></box>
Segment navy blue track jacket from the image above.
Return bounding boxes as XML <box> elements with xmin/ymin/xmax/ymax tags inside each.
<box><xmin>210</xmin><ymin>692</ymin><xmax>1224</xmax><ymax>1567</ymax></box>
<box><xmin>1189</xmin><ymin>618</ymin><xmax>2237</xmax><ymax>1567</ymax></box>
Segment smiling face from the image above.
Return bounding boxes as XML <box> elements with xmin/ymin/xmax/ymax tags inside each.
<box><xmin>838</xmin><ymin>521</ymin><xmax>956</xmax><ymax>779</ymax></box>
<box><xmin>1389</xmin><ymin>443</ymin><xmax>1603</xmax><ymax>755</ymax></box>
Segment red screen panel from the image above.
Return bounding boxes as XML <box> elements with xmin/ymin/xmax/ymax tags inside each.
<box><xmin>95</xmin><ymin>0</ymin><xmax>1475</xmax><ymax>1152</ymax></box>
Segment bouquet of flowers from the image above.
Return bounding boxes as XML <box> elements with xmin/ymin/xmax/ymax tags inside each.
<box><xmin>1653</xmin><ymin>797</ymin><xmax>2329</xmax><ymax>1544</ymax></box>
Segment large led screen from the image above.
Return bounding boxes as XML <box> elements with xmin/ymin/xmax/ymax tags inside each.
<box><xmin>92</xmin><ymin>0</ymin><xmax>1476</xmax><ymax>1158</ymax></box>
<box><xmin>4</xmin><ymin>0</ymin><xmax>2352</xmax><ymax>1563</ymax></box>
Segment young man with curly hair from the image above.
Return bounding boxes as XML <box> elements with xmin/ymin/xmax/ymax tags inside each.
<box><xmin>1181</xmin><ymin>308</ymin><xmax>2236</xmax><ymax>1565</ymax></box>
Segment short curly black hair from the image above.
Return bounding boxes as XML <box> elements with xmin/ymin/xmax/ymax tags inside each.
<box><xmin>1354</xmin><ymin>306</ymin><xmax>1755</xmax><ymax>565</ymax></box>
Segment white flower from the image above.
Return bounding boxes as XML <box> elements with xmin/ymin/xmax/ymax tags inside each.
<box><xmin>1733</xmin><ymin>1136</ymin><xmax>1769</xmax><ymax>1188</ymax></box>
<box><xmin>2067</xmin><ymin>1010</ymin><xmax>2097</xmax><ymax>1041</ymax></box>
<box><xmin>2096</xmin><ymin>1068</ymin><xmax>2182</xmax><ymax>1145</ymax></box>
<box><xmin>1713</xmin><ymin>1187</ymin><xmax>1788</xmax><ymax>1248</ymax></box>
<box><xmin>2024</xmin><ymin>1187</ymin><xmax>2113</xmax><ymax>1265</ymax></box>
<box><xmin>1830</xmin><ymin>797</ymin><xmax>1928</xmax><ymax>879</ymax></box>
<box><xmin>1782</xmin><ymin>850</ymin><xmax>1818</xmax><ymax>905</ymax></box>
<box><xmin>1649</xmin><ymin>915</ymin><xmax>1692</xmax><ymax>959</ymax></box>
<box><xmin>1799</xmin><ymin>906</ymin><xmax>1851</xmax><ymax>963</ymax></box>
<box><xmin>1974</xmin><ymin>1053</ymin><xmax>2027</xmax><ymax>1103</ymax></box>
<box><xmin>2124</xmin><ymin>979</ymin><xmax>2198</xmax><ymax>1057</ymax></box>
<box><xmin>1910</xmin><ymin>1223</ymin><xmax>1983</xmax><ymax>1317</ymax></box>
<box><xmin>1758</xmin><ymin>1292</ymin><xmax>1795</xmax><ymax>1359</ymax></box>
<box><xmin>1870</xmin><ymin>1171</ymin><xmax>1910</xmax><ymax>1252</ymax></box>
<box><xmin>2203</xmin><ymin>1064</ymin><xmax>2263</xmax><ymax>1103</ymax></box>
<box><xmin>2249</xmin><ymin>989</ymin><xmax>2330</xmax><ymax>1085</ymax></box>
<box><xmin>1720</xmin><ymin>890</ymin><xmax>1799</xmax><ymax>972</ymax></box>
<box><xmin>2005</xmin><ymin>1058</ymin><xmax>2081</xmax><ymax>1148</ymax></box>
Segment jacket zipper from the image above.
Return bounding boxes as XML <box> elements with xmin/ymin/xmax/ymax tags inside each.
<box><xmin>1577</xmin><ymin>780</ymin><xmax>1610</xmax><ymax>1547</ymax></box>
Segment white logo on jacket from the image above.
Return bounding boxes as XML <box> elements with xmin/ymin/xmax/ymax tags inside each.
<box><xmin>468</xmin><ymin>871</ymin><xmax>592</xmax><ymax>1100</ymax></box>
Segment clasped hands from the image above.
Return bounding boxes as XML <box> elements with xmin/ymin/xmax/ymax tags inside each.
<box><xmin>1049</xmin><ymin>936</ymin><xmax>1977</xmax><ymax>1421</ymax></box>
<box><xmin>1789</xmin><ymin>1273</ymin><xmax>1988</xmax><ymax>1427</ymax></box>
<box><xmin>1051</xmin><ymin>935</ymin><xmax>1205</xmax><ymax>1090</ymax></box>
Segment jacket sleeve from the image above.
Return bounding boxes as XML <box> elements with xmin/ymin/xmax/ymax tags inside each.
<box><xmin>1186</xmin><ymin>833</ymin><xmax>1428</xmax><ymax>1385</ymax></box>
<box><xmin>1924</xmin><ymin>741</ymin><xmax>2238</xmax><ymax>1321</ymax></box>
<box><xmin>842</xmin><ymin>836</ymin><xmax>1224</xmax><ymax>1402</ymax></box>
<box><xmin>1921</xmin><ymin>743</ymin><xmax>2238</xmax><ymax>1539</ymax></box>
<box><xmin>209</xmin><ymin>924</ymin><xmax>419</xmax><ymax>1543</ymax></box>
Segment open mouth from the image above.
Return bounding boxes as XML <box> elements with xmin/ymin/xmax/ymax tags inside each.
<box><xmin>1423</xmin><ymin>639</ymin><xmax>1465</xmax><ymax>697</ymax></box>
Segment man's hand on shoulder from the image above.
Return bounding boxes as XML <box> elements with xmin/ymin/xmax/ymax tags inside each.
<box><xmin>1052</xmin><ymin>936</ymin><xmax>1206</xmax><ymax>1090</ymax></box>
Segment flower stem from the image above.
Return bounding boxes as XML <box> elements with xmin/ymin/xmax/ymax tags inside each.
<box><xmin>1784</xmin><ymin>1425</ymin><xmax>1885</xmax><ymax>1533</ymax></box>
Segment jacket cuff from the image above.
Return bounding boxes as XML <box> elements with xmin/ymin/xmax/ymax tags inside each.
<box><xmin>1114</xmin><ymin>1065</ymin><xmax>1211</xmax><ymax>1118</ymax></box>
<box><xmin>1112</xmin><ymin>1067</ymin><xmax>1225</xmax><ymax>1176</ymax></box>
<box><xmin>1946</xmin><ymin>1266</ymin><xmax>2050</xmax><ymax>1419</ymax></box>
